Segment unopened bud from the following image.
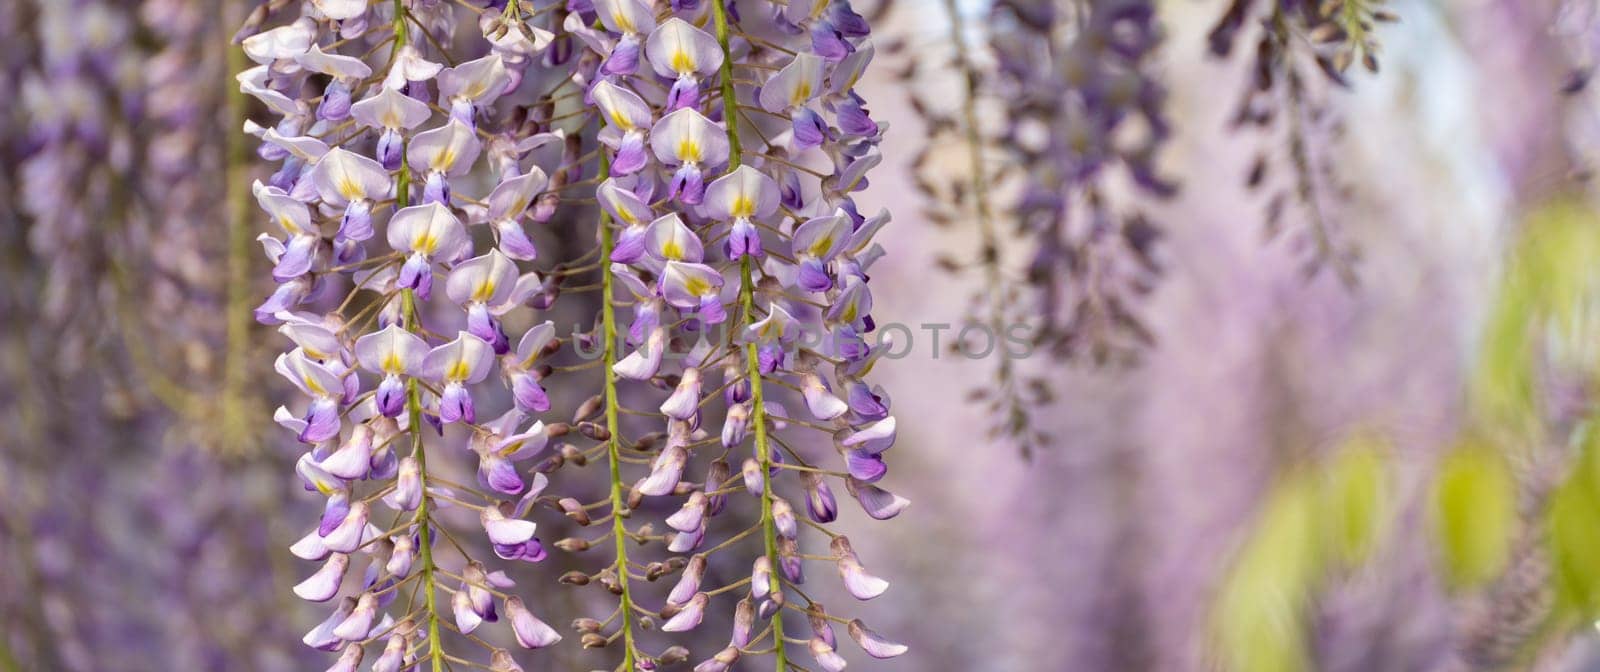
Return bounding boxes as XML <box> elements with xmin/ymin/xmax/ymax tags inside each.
<box><xmin>559</xmin><ymin>443</ymin><xmax>587</xmax><ymax>466</ymax></box>
<box><xmin>558</xmin><ymin>497</ymin><xmax>590</xmax><ymax>526</ymax></box>
<box><xmin>573</xmin><ymin>394</ymin><xmax>604</xmax><ymax>423</ymax></box>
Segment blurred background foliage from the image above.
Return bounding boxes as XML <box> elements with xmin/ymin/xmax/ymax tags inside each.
<box><xmin>1213</xmin><ymin>201</ymin><xmax>1600</xmax><ymax>671</ymax></box>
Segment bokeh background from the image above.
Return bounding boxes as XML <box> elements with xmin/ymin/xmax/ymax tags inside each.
<box><xmin>9</xmin><ymin>0</ymin><xmax>1600</xmax><ymax>670</ymax></box>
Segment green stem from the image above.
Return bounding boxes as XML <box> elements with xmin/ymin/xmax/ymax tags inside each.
<box><xmin>597</xmin><ymin>152</ymin><xmax>638</xmax><ymax>667</ymax></box>
<box><xmin>711</xmin><ymin>1</ymin><xmax>786</xmax><ymax>668</ymax></box>
<box><xmin>404</xmin><ymin>293</ymin><xmax>444</xmax><ymax>672</ymax></box>
<box><xmin>391</xmin><ymin>4</ymin><xmax>441</xmax><ymax>671</ymax></box>
<box><xmin>711</xmin><ymin>2</ymin><xmax>744</xmax><ymax>166</ymax></box>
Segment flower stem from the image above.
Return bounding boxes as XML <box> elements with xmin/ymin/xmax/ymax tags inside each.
<box><xmin>392</xmin><ymin>4</ymin><xmax>441</xmax><ymax>671</ymax></box>
<box><xmin>711</xmin><ymin>1</ymin><xmax>786</xmax><ymax>668</ymax></box>
<box><xmin>403</xmin><ymin>294</ymin><xmax>444</xmax><ymax>672</ymax></box>
<box><xmin>597</xmin><ymin>151</ymin><xmax>639</xmax><ymax>667</ymax></box>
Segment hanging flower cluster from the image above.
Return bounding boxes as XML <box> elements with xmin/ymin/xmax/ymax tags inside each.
<box><xmin>565</xmin><ymin>1</ymin><xmax>909</xmax><ymax>669</ymax></box>
<box><xmin>895</xmin><ymin>0</ymin><xmax>1173</xmax><ymax>457</ymax></box>
<box><xmin>240</xmin><ymin>1</ymin><xmax>906</xmax><ymax>670</ymax></box>
<box><xmin>986</xmin><ymin>0</ymin><xmax>1172</xmax><ymax>366</ymax></box>
<box><xmin>240</xmin><ymin>2</ymin><xmax>573</xmax><ymax>669</ymax></box>
<box><xmin>1208</xmin><ymin>0</ymin><xmax>1397</xmax><ymax>283</ymax></box>
<box><xmin>18</xmin><ymin>0</ymin><xmax>141</xmax><ymax>377</ymax></box>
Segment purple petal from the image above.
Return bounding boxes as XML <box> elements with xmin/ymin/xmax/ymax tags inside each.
<box><xmin>479</xmin><ymin>452</ymin><xmax>525</xmax><ymax>495</ymax></box>
<box><xmin>318</xmin><ymin>80</ymin><xmax>353</xmax><ymax>121</ymax></box>
<box><xmin>378</xmin><ymin>129</ymin><xmax>404</xmax><ymax>171</ymax></box>
<box><xmin>797</xmin><ymin>258</ymin><xmax>833</xmax><ymax>293</ymax></box>
<box><xmin>393</xmin><ymin>457</ymin><xmax>421</xmax><ymax>511</ymax></box>
<box><xmin>661</xmin><ymin>592</ymin><xmax>707</xmax><ymax>632</ymax></box>
<box><xmin>439</xmin><ymin>381</ymin><xmax>475</xmax><ymax>424</ymax></box>
<box><xmin>293</xmin><ymin>553</ymin><xmax>349</xmax><ymax>602</ymax></box>
<box><xmin>331</xmin><ymin>593</ymin><xmax>377</xmax><ymax>640</ymax></box>
<box><xmin>728</xmin><ymin>219</ymin><xmax>763</xmax><ymax>260</ymax></box>
<box><xmin>495</xmin><ymin>220</ymin><xmax>539</xmax><ymax>260</ymax></box>
<box><xmin>809</xmin><ymin>638</ymin><xmax>848</xmax><ymax>672</ymax></box>
<box><xmin>845</xmin><ymin>380</ymin><xmax>888</xmax><ymax>420</ymax></box>
<box><xmin>452</xmin><ymin>589</ymin><xmax>484</xmax><ymax>635</ymax></box>
<box><xmin>602</xmin><ymin>35</ymin><xmax>641</xmax><ymax>76</ymax></box>
<box><xmin>339</xmin><ymin>199</ymin><xmax>374</xmax><ymax>242</ymax></box>
<box><xmin>810</xmin><ymin>21</ymin><xmax>852</xmax><ymax>60</ymax></box>
<box><xmin>669</xmin><ymin>163</ymin><xmax>706</xmax><ymax>205</ymax></box>
<box><xmin>511</xmin><ymin>371</ymin><xmax>551</xmax><ymax>413</ymax></box>
<box><xmin>848</xmin><ymin>619</ymin><xmax>908</xmax><ymax>659</ymax></box>
<box><xmin>398</xmin><ymin>253</ymin><xmax>432</xmax><ymax>297</ymax></box>
<box><xmin>698</xmin><ymin>293</ymin><xmax>727</xmax><ymax>325</ymax></box>
<box><xmin>319</xmin><ymin>491</ymin><xmax>351</xmax><ymax>536</ymax></box>
<box><xmin>376</xmin><ymin>374</ymin><xmax>407</xmax><ymax>417</ymax></box>
<box><xmin>666</xmin><ymin>76</ymin><xmax>700</xmax><ymax>111</ymax></box>
<box><xmin>302</xmin><ymin>598</ymin><xmax>354</xmax><ymax>650</ymax></box>
<box><xmin>844</xmin><ymin>450</ymin><xmax>886</xmax><ymax>483</ymax></box>
<box><xmin>507</xmin><ymin>596</ymin><xmax>562</xmax><ymax>648</ymax></box>
<box><xmin>668</xmin><ymin>555</ymin><xmax>706</xmax><ymax>606</ymax></box>
<box><xmin>274</xmin><ymin>235</ymin><xmax>317</xmax><ymax>281</ymax></box>
<box><xmin>422</xmin><ymin>171</ymin><xmax>450</xmax><ymax>205</ymax></box>
<box><xmin>613</xmin><ymin>131</ymin><xmax>649</xmax><ymax>175</ymax></box>
<box><xmin>610</xmin><ymin>226</ymin><xmax>648</xmax><ymax>264</ymax></box>
<box><xmin>837</xmin><ymin>99</ymin><xmax>879</xmax><ymax>137</ymax></box>
<box><xmin>792</xmin><ymin>107</ymin><xmax>829</xmax><ymax>149</ymax></box>
<box><xmin>322</xmin><ymin>501</ymin><xmax>370</xmax><ymax>553</ymax></box>
<box><xmin>805</xmin><ymin>475</ymin><xmax>838</xmax><ymax>523</ymax></box>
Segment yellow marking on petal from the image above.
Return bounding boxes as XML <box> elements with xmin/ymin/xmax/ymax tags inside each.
<box><xmin>671</xmin><ymin>50</ymin><xmax>695</xmax><ymax>74</ymax></box>
<box><xmin>414</xmin><ymin>231</ymin><xmax>439</xmax><ymax>254</ymax></box>
<box><xmin>498</xmin><ymin>441</ymin><xmax>523</xmax><ymax>457</ymax></box>
<box><xmin>610</xmin><ymin>109</ymin><xmax>632</xmax><ymax>130</ymax></box>
<box><xmin>731</xmin><ymin>196</ymin><xmax>755</xmax><ymax>219</ymax></box>
<box><xmin>314</xmin><ymin>480</ymin><xmax>336</xmax><ymax>496</ymax></box>
<box><xmin>684</xmin><ymin>275</ymin><xmax>711</xmax><ymax>297</ymax></box>
<box><xmin>303</xmin><ymin>374</ymin><xmax>326</xmax><ymax>396</ymax></box>
<box><xmin>279</xmin><ymin>214</ymin><xmax>302</xmax><ymax>235</ymax></box>
<box><xmin>381</xmin><ymin>352</ymin><xmax>405</xmax><ymax>374</ymax></box>
<box><xmin>676</xmin><ymin>139</ymin><xmax>701</xmax><ymax>162</ymax></box>
<box><xmin>472</xmin><ymin>280</ymin><xmax>497</xmax><ymax>303</ymax></box>
<box><xmin>338</xmin><ymin>175</ymin><xmax>364</xmax><ymax>201</ymax></box>
<box><xmin>809</xmin><ymin>234</ymin><xmax>836</xmax><ymax>258</ymax></box>
<box><xmin>790</xmin><ymin>81</ymin><xmax>812</xmax><ymax>106</ymax></box>
<box><xmin>662</xmin><ymin>239</ymin><xmax>684</xmax><ymax>260</ymax></box>
<box><xmin>433</xmin><ymin>148</ymin><xmax>457</xmax><ymax>172</ymax></box>
<box><xmin>839</xmin><ymin>302</ymin><xmax>858</xmax><ymax>323</ymax></box>
<box><xmin>382</xmin><ymin>110</ymin><xmax>400</xmax><ymax>128</ymax></box>
<box><xmin>614</xmin><ymin>11</ymin><xmax>634</xmax><ymax>33</ymax></box>
<box><xmin>447</xmin><ymin>359</ymin><xmax>473</xmax><ymax>381</ymax></box>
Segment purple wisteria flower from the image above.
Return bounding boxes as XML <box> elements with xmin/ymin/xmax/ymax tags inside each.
<box><xmin>241</xmin><ymin>1</ymin><xmax>905</xmax><ymax>670</ymax></box>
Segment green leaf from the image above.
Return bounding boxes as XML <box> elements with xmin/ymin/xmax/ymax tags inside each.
<box><xmin>1317</xmin><ymin>435</ymin><xmax>1390</xmax><ymax>568</ymax></box>
<box><xmin>1471</xmin><ymin>202</ymin><xmax>1600</xmax><ymax>438</ymax></box>
<box><xmin>1547</xmin><ymin>423</ymin><xmax>1600</xmax><ymax>618</ymax></box>
<box><xmin>1431</xmin><ymin>444</ymin><xmax>1517</xmax><ymax>590</ymax></box>
<box><xmin>1210</xmin><ymin>472</ymin><xmax>1321</xmax><ymax>672</ymax></box>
